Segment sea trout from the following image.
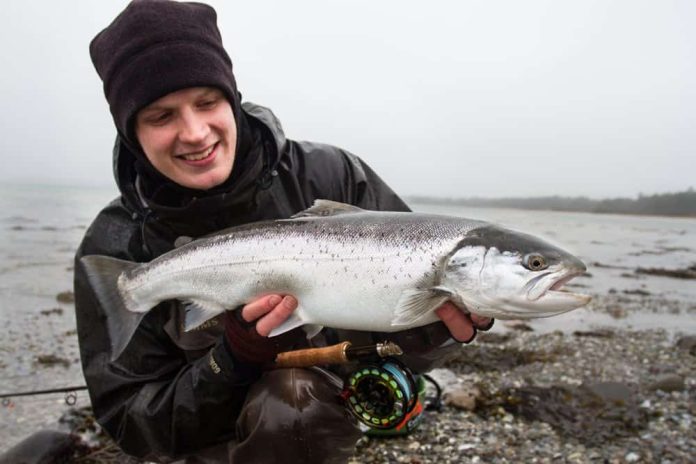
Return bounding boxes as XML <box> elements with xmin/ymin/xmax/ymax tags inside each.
<box><xmin>81</xmin><ymin>200</ymin><xmax>591</xmax><ymax>358</ymax></box>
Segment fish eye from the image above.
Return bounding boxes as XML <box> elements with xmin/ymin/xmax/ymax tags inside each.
<box><xmin>524</xmin><ymin>253</ymin><xmax>548</xmax><ymax>271</ymax></box>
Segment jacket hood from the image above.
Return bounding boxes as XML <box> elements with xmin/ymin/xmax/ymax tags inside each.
<box><xmin>113</xmin><ymin>102</ymin><xmax>287</xmax><ymax>218</ymax></box>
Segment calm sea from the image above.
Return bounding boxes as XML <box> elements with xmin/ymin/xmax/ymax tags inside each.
<box><xmin>0</xmin><ymin>184</ymin><xmax>695</xmax><ymax>449</ymax></box>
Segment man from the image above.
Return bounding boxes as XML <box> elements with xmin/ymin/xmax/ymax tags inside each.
<box><xmin>76</xmin><ymin>1</ymin><xmax>493</xmax><ymax>462</ymax></box>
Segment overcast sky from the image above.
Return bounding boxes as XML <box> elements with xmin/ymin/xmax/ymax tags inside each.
<box><xmin>1</xmin><ymin>0</ymin><xmax>693</xmax><ymax>198</ymax></box>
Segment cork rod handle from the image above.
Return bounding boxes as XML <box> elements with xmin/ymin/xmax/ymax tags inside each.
<box><xmin>274</xmin><ymin>341</ymin><xmax>352</xmax><ymax>368</ymax></box>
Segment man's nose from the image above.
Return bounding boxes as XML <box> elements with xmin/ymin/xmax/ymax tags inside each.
<box><xmin>178</xmin><ymin>109</ymin><xmax>209</xmax><ymax>144</ymax></box>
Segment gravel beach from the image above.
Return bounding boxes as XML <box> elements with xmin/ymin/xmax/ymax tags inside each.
<box><xmin>350</xmin><ymin>325</ymin><xmax>696</xmax><ymax>463</ymax></box>
<box><xmin>346</xmin><ymin>293</ymin><xmax>696</xmax><ymax>463</ymax></box>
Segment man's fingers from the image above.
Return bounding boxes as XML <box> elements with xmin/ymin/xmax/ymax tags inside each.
<box><xmin>241</xmin><ymin>294</ymin><xmax>283</xmax><ymax>322</ymax></box>
<box><xmin>435</xmin><ymin>303</ymin><xmax>476</xmax><ymax>343</ymax></box>
<box><xmin>470</xmin><ymin>314</ymin><xmax>494</xmax><ymax>330</ymax></box>
<box><xmin>255</xmin><ymin>296</ymin><xmax>298</xmax><ymax>337</ymax></box>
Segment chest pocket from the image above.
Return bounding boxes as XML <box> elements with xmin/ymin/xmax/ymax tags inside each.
<box><xmin>164</xmin><ymin>303</ymin><xmax>225</xmax><ymax>362</ymax></box>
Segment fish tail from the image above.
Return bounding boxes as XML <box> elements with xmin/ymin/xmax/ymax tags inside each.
<box><xmin>79</xmin><ymin>255</ymin><xmax>145</xmax><ymax>360</ymax></box>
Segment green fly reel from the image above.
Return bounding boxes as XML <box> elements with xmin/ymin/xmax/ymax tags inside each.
<box><xmin>342</xmin><ymin>358</ymin><xmax>421</xmax><ymax>431</ymax></box>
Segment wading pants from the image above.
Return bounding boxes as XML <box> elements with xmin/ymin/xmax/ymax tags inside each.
<box><xmin>181</xmin><ymin>367</ymin><xmax>362</xmax><ymax>464</ymax></box>
<box><xmin>232</xmin><ymin>367</ymin><xmax>361</xmax><ymax>463</ymax></box>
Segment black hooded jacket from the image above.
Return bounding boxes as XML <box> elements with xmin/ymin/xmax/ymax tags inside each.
<box><xmin>74</xmin><ymin>103</ymin><xmax>455</xmax><ymax>460</ymax></box>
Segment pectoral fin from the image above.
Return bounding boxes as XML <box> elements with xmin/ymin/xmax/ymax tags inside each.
<box><xmin>302</xmin><ymin>324</ymin><xmax>324</xmax><ymax>339</ymax></box>
<box><xmin>267</xmin><ymin>312</ymin><xmax>305</xmax><ymax>337</ymax></box>
<box><xmin>266</xmin><ymin>309</ymin><xmax>323</xmax><ymax>339</ymax></box>
<box><xmin>392</xmin><ymin>287</ymin><xmax>454</xmax><ymax>326</ymax></box>
<box><xmin>183</xmin><ymin>299</ymin><xmax>226</xmax><ymax>331</ymax></box>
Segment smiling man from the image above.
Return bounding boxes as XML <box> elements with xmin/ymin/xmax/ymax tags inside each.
<box><xmin>76</xmin><ymin>1</ymin><xmax>492</xmax><ymax>463</ymax></box>
<box><xmin>135</xmin><ymin>87</ymin><xmax>237</xmax><ymax>190</ymax></box>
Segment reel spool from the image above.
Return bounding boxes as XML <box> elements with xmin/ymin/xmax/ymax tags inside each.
<box><xmin>342</xmin><ymin>358</ymin><xmax>421</xmax><ymax>430</ymax></box>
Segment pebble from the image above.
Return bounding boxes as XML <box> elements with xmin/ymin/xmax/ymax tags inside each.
<box><xmin>676</xmin><ymin>335</ymin><xmax>696</xmax><ymax>355</ymax></box>
<box><xmin>584</xmin><ymin>381</ymin><xmax>634</xmax><ymax>403</ymax></box>
<box><xmin>407</xmin><ymin>441</ymin><xmax>420</xmax><ymax>451</ymax></box>
<box><xmin>55</xmin><ymin>291</ymin><xmax>74</xmax><ymax>304</ymax></box>
<box><xmin>648</xmin><ymin>374</ymin><xmax>685</xmax><ymax>392</ymax></box>
<box><xmin>608</xmin><ymin>303</ymin><xmax>632</xmax><ymax>320</ymax></box>
<box><xmin>443</xmin><ymin>386</ymin><xmax>481</xmax><ymax>411</ymax></box>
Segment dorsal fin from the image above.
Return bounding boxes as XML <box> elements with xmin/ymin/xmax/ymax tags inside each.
<box><xmin>291</xmin><ymin>200</ymin><xmax>365</xmax><ymax>219</ymax></box>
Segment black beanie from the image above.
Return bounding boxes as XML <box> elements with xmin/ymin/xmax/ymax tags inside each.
<box><xmin>90</xmin><ymin>0</ymin><xmax>241</xmax><ymax>145</ymax></box>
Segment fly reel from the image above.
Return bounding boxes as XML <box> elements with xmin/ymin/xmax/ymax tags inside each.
<box><xmin>341</xmin><ymin>358</ymin><xmax>422</xmax><ymax>431</ymax></box>
<box><xmin>273</xmin><ymin>341</ymin><xmax>432</xmax><ymax>432</ymax></box>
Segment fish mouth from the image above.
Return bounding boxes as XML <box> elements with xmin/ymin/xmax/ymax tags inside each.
<box><xmin>527</xmin><ymin>269</ymin><xmax>591</xmax><ymax>306</ymax></box>
<box><xmin>548</xmin><ymin>271</ymin><xmax>582</xmax><ymax>292</ymax></box>
<box><xmin>547</xmin><ymin>273</ymin><xmax>591</xmax><ymax>304</ymax></box>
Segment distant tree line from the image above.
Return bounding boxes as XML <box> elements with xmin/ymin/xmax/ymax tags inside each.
<box><xmin>408</xmin><ymin>188</ymin><xmax>696</xmax><ymax>217</ymax></box>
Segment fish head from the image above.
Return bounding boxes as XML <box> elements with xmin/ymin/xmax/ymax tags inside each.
<box><xmin>443</xmin><ymin>225</ymin><xmax>591</xmax><ymax>319</ymax></box>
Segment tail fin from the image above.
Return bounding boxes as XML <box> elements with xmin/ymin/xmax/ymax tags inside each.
<box><xmin>80</xmin><ymin>255</ymin><xmax>145</xmax><ymax>360</ymax></box>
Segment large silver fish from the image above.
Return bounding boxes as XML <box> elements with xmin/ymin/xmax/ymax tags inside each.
<box><xmin>81</xmin><ymin>200</ymin><xmax>591</xmax><ymax>358</ymax></box>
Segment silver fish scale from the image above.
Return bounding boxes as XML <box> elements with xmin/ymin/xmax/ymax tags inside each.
<box><xmin>120</xmin><ymin>212</ymin><xmax>488</xmax><ymax>331</ymax></box>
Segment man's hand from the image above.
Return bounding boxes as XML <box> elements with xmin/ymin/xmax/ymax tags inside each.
<box><xmin>435</xmin><ymin>302</ymin><xmax>494</xmax><ymax>343</ymax></box>
<box><xmin>223</xmin><ymin>294</ymin><xmax>301</xmax><ymax>364</ymax></box>
<box><xmin>240</xmin><ymin>294</ymin><xmax>298</xmax><ymax>336</ymax></box>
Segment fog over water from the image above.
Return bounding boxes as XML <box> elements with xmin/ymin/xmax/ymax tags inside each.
<box><xmin>1</xmin><ymin>0</ymin><xmax>694</xmax><ymax>198</ymax></box>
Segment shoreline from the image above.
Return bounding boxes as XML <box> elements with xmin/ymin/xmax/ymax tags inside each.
<box><xmin>408</xmin><ymin>199</ymin><xmax>696</xmax><ymax>220</ymax></box>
